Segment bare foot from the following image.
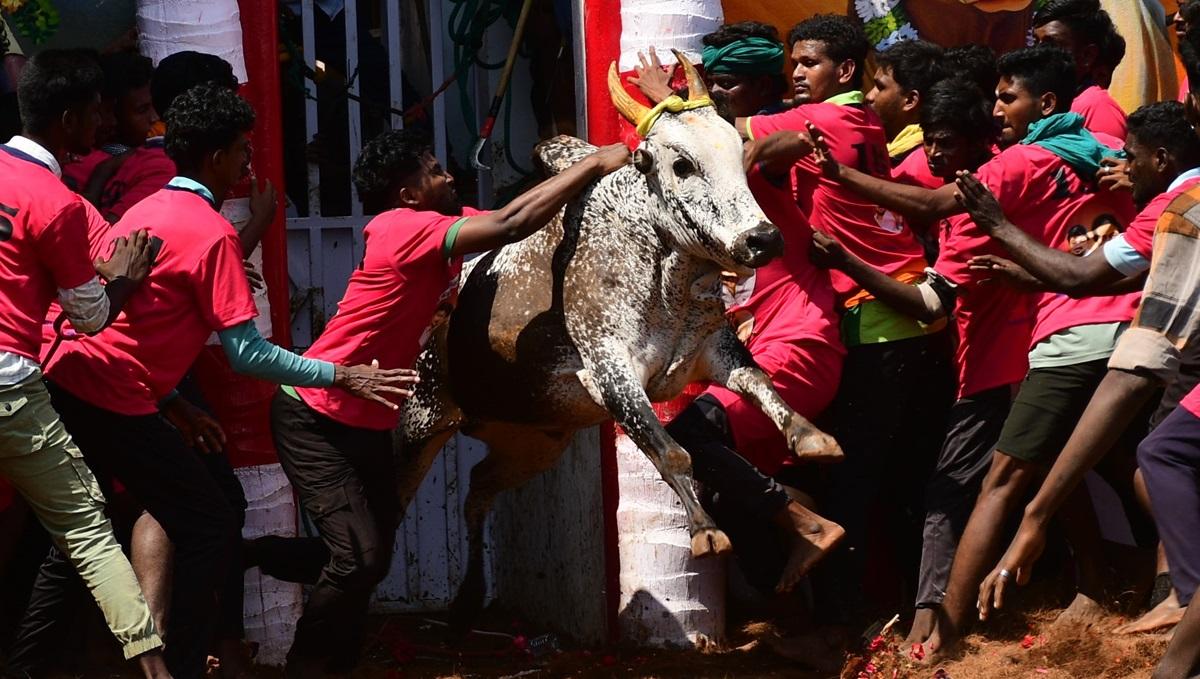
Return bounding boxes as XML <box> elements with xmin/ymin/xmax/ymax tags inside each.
<box><xmin>1115</xmin><ymin>591</ymin><xmax>1185</xmax><ymax>635</ymax></box>
<box><xmin>1052</xmin><ymin>592</ymin><xmax>1106</xmax><ymax>630</ymax></box>
<box><xmin>906</xmin><ymin>607</ymin><xmax>938</xmax><ymax>646</ymax></box>
<box><xmin>774</xmin><ymin>501</ymin><xmax>845</xmax><ymax>593</ymax></box>
<box><xmin>921</xmin><ymin>623</ymin><xmax>962</xmax><ymax>666</ymax></box>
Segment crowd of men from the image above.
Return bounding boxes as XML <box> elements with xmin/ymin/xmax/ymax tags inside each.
<box><xmin>1</xmin><ymin>0</ymin><xmax>1200</xmax><ymax>677</ymax></box>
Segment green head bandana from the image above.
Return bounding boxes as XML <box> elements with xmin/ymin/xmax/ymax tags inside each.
<box><xmin>701</xmin><ymin>37</ymin><xmax>785</xmax><ymax>77</ymax></box>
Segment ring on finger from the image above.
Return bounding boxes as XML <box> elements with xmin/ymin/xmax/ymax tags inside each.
<box><xmin>999</xmin><ymin>568</ymin><xmax>1012</xmax><ymax>581</ymax></box>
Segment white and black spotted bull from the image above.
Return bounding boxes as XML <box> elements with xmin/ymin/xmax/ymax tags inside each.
<box><xmin>396</xmin><ymin>52</ymin><xmax>842</xmax><ymax>630</ymax></box>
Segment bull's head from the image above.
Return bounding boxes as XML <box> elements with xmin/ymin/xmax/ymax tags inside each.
<box><xmin>609</xmin><ymin>52</ymin><xmax>783</xmax><ymax>273</ymax></box>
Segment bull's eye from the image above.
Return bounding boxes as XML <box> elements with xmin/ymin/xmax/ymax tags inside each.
<box><xmin>672</xmin><ymin>157</ymin><xmax>696</xmax><ymax>178</ymax></box>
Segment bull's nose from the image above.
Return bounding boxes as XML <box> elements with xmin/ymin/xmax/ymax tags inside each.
<box><xmin>735</xmin><ymin>222</ymin><xmax>784</xmax><ymax>267</ymax></box>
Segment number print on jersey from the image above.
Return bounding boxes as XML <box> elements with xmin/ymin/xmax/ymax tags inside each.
<box><xmin>0</xmin><ymin>203</ymin><xmax>16</xmax><ymax>242</ymax></box>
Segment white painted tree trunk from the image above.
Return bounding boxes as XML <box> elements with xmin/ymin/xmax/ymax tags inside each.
<box><xmin>616</xmin><ymin>433</ymin><xmax>725</xmax><ymax>648</ymax></box>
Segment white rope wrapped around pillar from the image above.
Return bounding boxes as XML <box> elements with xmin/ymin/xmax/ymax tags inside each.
<box><xmin>136</xmin><ymin>0</ymin><xmax>248</xmax><ymax>83</ymax></box>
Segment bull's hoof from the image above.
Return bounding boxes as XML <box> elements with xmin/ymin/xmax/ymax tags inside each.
<box><xmin>690</xmin><ymin>528</ymin><xmax>733</xmax><ymax>557</ymax></box>
<box><xmin>788</xmin><ymin>425</ymin><xmax>844</xmax><ymax>464</ymax></box>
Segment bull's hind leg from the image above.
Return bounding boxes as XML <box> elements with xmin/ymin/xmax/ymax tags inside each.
<box><xmin>582</xmin><ymin>353</ymin><xmax>731</xmax><ymax>558</ymax></box>
<box><xmin>396</xmin><ymin>326</ymin><xmax>465</xmax><ymax>521</ymax></box>
<box><xmin>701</xmin><ymin>327</ymin><xmax>842</xmax><ymax>462</ymax></box>
<box><xmin>448</xmin><ymin>424</ymin><xmax>572</xmax><ymax>638</ymax></box>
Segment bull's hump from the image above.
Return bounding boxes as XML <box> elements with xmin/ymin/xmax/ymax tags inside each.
<box><xmin>534</xmin><ymin>135</ymin><xmax>599</xmax><ymax>176</ymax></box>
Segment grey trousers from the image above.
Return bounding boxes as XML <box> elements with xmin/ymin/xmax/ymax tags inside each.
<box><xmin>915</xmin><ymin>384</ymin><xmax>1014</xmax><ymax>608</ymax></box>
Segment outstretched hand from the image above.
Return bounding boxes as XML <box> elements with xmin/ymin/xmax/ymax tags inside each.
<box><xmin>977</xmin><ymin>520</ymin><xmax>1047</xmax><ymax>621</ymax></box>
<box><xmin>1098</xmin><ymin>157</ymin><xmax>1132</xmax><ymax>194</ymax></box>
<box><xmin>955</xmin><ymin>172</ymin><xmax>1008</xmax><ymax>233</ymax></box>
<box><xmin>590</xmin><ymin>143</ymin><xmax>633</xmax><ymax>175</ymax></box>
<box><xmin>626</xmin><ymin>47</ymin><xmax>675</xmax><ymax>105</ymax></box>
<box><xmin>809</xmin><ymin>231</ymin><xmax>850</xmax><ymax>270</ymax></box>
<box><xmin>95</xmin><ymin>229</ymin><xmax>155</xmax><ymax>283</ymax></box>
<box><xmin>334</xmin><ymin>360</ymin><xmax>421</xmax><ymax>409</ymax></box>
<box><xmin>968</xmin><ymin>254</ymin><xmax>1044</xmax><ymax>291</ymax></box>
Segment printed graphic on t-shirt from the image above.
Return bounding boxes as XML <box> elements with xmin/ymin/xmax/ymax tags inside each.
<box><xmin>417</xmin><ymin>270</ymin><xmax>461</xmax><ymax>347</ymax></box>
<box><xmin>720</xmin><ymin>271</ymin><xmax>757</xmax><ymax>341</ymax></box>
<box><xmin>1063</xmin><ymin>205</ymin><xmax>1122</xmax><ymax>257</ymax></box>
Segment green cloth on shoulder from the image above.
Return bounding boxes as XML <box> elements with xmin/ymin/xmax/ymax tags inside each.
<box><xmin>1020</xmin><ymin>112</ymin><xmax>1125</xmax><ymax>179</ymax></box>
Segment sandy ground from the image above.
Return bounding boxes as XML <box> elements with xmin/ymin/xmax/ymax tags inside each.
<box><xmin>292</xmin><ymin>605</ymin><xmax>1170</xmax><ymax>679</ymax></box>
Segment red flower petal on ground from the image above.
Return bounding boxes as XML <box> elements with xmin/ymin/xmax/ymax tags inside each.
<box><xmin>911</xmin><ymin>643</ymin><xmax>926</xmax><ymax>661</ymax></box>
<box><xmin>1021</xmin><ymin>634</ymin><xmax>1037</xmax><ymax>649</ymax></box>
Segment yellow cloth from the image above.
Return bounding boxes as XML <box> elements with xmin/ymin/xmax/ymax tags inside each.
<box><xmin>635</xmin><ymin>94</ymin><xmax>715</xmax><ymax>137</ymax></box>
<box><xmin>887</xmin><ymin>124</ymin><xmax>924</xmax><ymax>159</ymax></box>
<box><xmin>1104</xmin><ymin>0</ymin><xmax>1180</xmax><ymax>115</ymax></box>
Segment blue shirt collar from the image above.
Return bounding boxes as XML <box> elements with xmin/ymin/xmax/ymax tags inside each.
<box><xmin>165</xmin><ymin>176</ymin><xmax>217</xmax><ymax>208</ymax></box>
<box><xmin>1169</xmin><ymin>167</ymin><xmax>1200</xmax><ymax>193</ymax></box>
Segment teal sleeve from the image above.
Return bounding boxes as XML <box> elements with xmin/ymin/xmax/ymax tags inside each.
<box><xmin>217</xmin><ymin>320</ymin><xmax>335</xmax><ymax>387</ymax></box>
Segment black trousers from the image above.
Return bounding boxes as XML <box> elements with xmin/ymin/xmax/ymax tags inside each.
<box><xmin>6</xmin><ymin>381</ymin><xmax>238</xmax><ymax>679</ymax></box>
<box><xmin>666</xmin><ymin>394</ymin><xmax>796</xmax><ymax>594</ymax></box>
<box><xmin>270</xmin><ymin>390</ymin><xmax>397</xmax><ymax>674</ymax></box>
<box><xmin>817</xmin><ymin>331</ymin><xmax>956</xmax><ymax>621</ymax></box>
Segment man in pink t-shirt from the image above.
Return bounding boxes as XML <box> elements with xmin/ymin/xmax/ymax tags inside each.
<box><xmin>964</xmin><ymin>103</ymin><xmax>1200</xmax><ymax>639</ymax></box>
<box><xmin>24</xmin><ymin>84</ymin><xmax>410</xmax><ymax>679</ymax></box>
<box><xmin>1032</xmin><ymin>0</ymin><xmax>1127</xmax><ymax>140</ymax></box>
<box><xmin>735</xmin><ymin>15</ymin><xmax>955</xmax><ymax>621</ymax></box>
<box><xmin>0</xmin><ymin>49</ymin><xmax>169</xmax><ymax>678</ymax></box>
<box><xmin>809</xmin><ymin>77</ymin><xmax>1036</xmax><ymax>645</ymax></box>
<box><xmin>271</xmin><ymin>129</ymin><xmax>629</xmax><ymax>674</ymax></box>
<box><xmin>810</xmin><ymin>44</ymin><xmax>1142</xmax><ymax>657</ymax></box>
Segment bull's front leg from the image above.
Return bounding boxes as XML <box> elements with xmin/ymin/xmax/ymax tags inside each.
<box><xmin>580</xmin><ymin>350</ymin><xmax>732</xmax><ymax>558</ymax></box>
<box><xmin>702</xmin><ymin>327</ymin><xmax>843</xmax><ymax>463</ymax></box>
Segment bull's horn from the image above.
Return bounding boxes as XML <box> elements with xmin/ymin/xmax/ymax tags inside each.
<box><xmin>608</xmin><ymin>62</ymin><xmax>651</xmax><ymax>126</ymax></box>
<box><xmin>671</xmin><ymin>49</ymin><xmax>708</xmax><ymax>102</ymax></box>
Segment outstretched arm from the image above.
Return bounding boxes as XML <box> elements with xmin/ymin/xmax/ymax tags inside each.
<box><xmin>977</xmin><ymin>368</ymin><xmax>1159</xmax><ymax>619</ymax></box>
<box><xmin>810</xmin><ymin>231</ymin><xmax>947</xmax><ymax>324</ymax></box>
<box><xmin>955</xmin><ymin>172</ymin><xmax>1128</xmax><ymax>296</ymax></box>
<box><xmin>807</xmin><ymin>122</ymin><xmax>960</xmax><ymax>222</ymax></box>
<box><xmin>450</xmin><ymin>144</ymin><xmax>630</xmax><ymax>257</ymax></box>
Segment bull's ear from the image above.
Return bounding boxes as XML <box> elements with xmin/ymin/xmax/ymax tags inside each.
<box><xmin>633</xmin><ymin>148</ymin><xmax>655</xmax><ymax>174</ymax></box>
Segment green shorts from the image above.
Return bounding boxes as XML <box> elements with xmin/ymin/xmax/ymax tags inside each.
<box><xmin>995</xmin><ymin>359</ymin><xmax>1109</xmax><ymax>463</ymax></box>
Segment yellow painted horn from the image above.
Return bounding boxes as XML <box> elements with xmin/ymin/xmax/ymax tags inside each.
<box><xmin>608</xmin><ymin>62</ymin><xmax>651</xmax><ymax>126</ymax></box>
<box><xmin>672</xmin><ymin>49</ymin><xmax>708</xmax><ymax>102</ymax></box>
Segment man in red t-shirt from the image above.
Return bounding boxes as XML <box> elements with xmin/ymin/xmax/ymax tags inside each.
<box><xmin>965</xmin><ymin>103</ymin><xmax>1200</xmax><ymax>638</ymax></box>
<box><xmin>61</xmin><ymin>51</ymin><xmax>158</xmax><ymax>213</ymax></box>
<box><xmin>272</xmin><ymin>129</ymin><xmax>629</xmax><ymax>674</ymax></box>
<box><xmin>0</xmin><ymin>49</ymin><xmax>169</xmax><ymax>678</ymax></box>
<box><xmin>812</xmin><ymin>44</ymin><xmax>1142</xmax><ymax>658</ymax></box>
<box><xmin>16</xmin><ymin>84</ymin><xmax>411</xmax><ymax>679</ymax></box>
<box><xmin>737</xmin><ymin>14</ymin><xmax>956</xmax><ymax>621</ymax></box>
<box><xmin>809</xmin><ymin>78</ymin><xmax>1036</xmax><ymax>646</ymax></box>
<box><xmin>1032</xmin><ymin>0</ymin><xmax>1127</xmax><ymax>140</ymax></box>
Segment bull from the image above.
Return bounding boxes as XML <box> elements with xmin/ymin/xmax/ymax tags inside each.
<box><xmin>397</xmin><ymin>52</ymin><xmax>842</xmax><ymax>629</ymax></box>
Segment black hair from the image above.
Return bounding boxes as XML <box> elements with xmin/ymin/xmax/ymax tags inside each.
<box><xmin>787</xmin><ymin>14</ymin><xmax>870</xmax><ymax>78</ymax></box>
<box><xmin>876</xmin><ymin>40</ymin><xmax>946</xmax><ymax>96</ymax></box>
<box><xmin>353</xmin><ymin>129</ymin><xmax>433</xmax><ymax>205</ymax></box>
<box><xmin>1033</xmin><ymin>0</ymin><xmax>1125</xmax><ymax>73</ymax></box>
<box><xmin>1182</xmin><ymin>25</ymin><xmax>1200</xmax><ymax>91</ymax></box>
<box><xmin>919</xmin><ymin>78</ymin><xmax>996</xmax><ymax>144</ymax></box>
<box><xmin>944</xmin><ymin>44</ymin><xmax>998</xmax><ymax>100</ymax></box>
<box><xmin>163</xmin><ymin>83</ymin><xmax>254</xmax><ymax>171</ymax></box>
<box><xmin>17</xmin><ymin>49</ymin><xmax>104</xmax><ymax>134</ymax></box>
<box><xmin>996</xmin><ymin>45</ymin><xmax>1078</xmax><ymax>112</ymax></box>
<box><xmin>1127</xmin><ymin>101</ymin><xmax>1200</xmax><ymax>166</ymax></box>
<box><xmin>151</xmin><ymin>51</ymin><xmax>239</xmax><ymax>122</ymax></box>
<box><xmin>1183</xmin><ymin>1</ymin><xmax>1200</xmax><ymax>25</ymax></box>
<box><xmin>702</xmin><ymin>21</ymin><xmax>788</xmax><ymax>98</ymax></box>
<box><xmin>99</xmin><ymin>51</ymin><xmax>155</xmax><ymax>102</ymax></box>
